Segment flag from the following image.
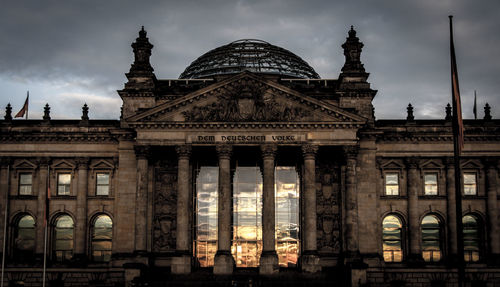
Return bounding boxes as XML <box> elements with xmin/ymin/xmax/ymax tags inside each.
<box><xmin>473</xmin><ymin>90</ymin><xmax>477</xmax><ymax>120</ymax></box>
<box><xmin>15</xmin><ymin>91</ymin><xmax>29</xmax><ymax>118</ymax></box>
<box><xmin>449</xmin><ymin>16</ymin><xmax>464</xmax><ymax>155</ymax></box>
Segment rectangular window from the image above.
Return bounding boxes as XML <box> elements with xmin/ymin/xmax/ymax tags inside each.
<box><xmin>96</xmin><ymin>173</ymin><xmax>110</xmax><ymax>196</ymax></box>
<box><xmin>424</xmin><ymin>173</ymin><xmax>438</xmax><ymax>195</ymax></box>
<box><xmin>385</xmin><ymin>173</ymin><xmax>399</xmax><ymax>196</ymax></box>
<box><xmin>19</xmin><ymin>173</ymin><xmax>33</xmax><ymax>195</ymax></box>
<box><xmin>463</xmin><ymin>173</ymin><xmax>477</xmax><ymax>195</ymax></box>
<box><xmin>57</xmin><ymin>173</ymin><xmax>71</xmax><ymax>195</ymax></box>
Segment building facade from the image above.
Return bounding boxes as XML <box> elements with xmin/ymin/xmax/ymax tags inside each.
<box><xmin>1</xmin><ymin>27</ymin><xmax>499</xmax><ymax>286</ymax></box>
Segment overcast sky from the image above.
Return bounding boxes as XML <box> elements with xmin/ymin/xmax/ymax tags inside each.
<box><xmin>1</xmin><ymin>0</ymin><xmax>499</xmax><ymax>120</ymax></box>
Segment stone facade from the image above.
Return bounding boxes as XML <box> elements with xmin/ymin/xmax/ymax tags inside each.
<box><xmin>0</xmin><ymin>26</ymin><xmax>499</xmax><ymax>286</ymax></box>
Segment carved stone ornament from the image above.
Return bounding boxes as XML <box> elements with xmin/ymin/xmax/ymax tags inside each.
<box><xmin>182</xmin><ymin>78</ymin><xmax>309</xmax><ymax>122</ymax></box>
<box><xmin>175</xmin><ymin>145</ymin><xmax>192</xmax><ymax>158</ymax></box>
<box><xmin>153</xmin><ymin>161</ymin><xmax>177</xmax><ymax>252</ymax></box>
<box><xmin>260</xmin><ymin>144</ymin><xmax>277</xmax><ymax>159</ymax></box>
<box><xmin>316</xmin><ymin>162</ymin><xmax>341</xmax><ymax>253</ymax></box>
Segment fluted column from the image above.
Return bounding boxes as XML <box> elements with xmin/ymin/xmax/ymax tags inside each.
<box><xmin>406</xmin><ymin>157</ymin><xmax>421</xmax><ymax>261</ymax></box>
<box><xmin>344</xmin><ymin>146</ymin><xmax>359</xmax><ymax>257</ymax></box>
<box><xmin>301</xmin><ymin>144</ymin><xmax>320</xmax><ymax>273</ymax></box>
<box><xmin>172</xmin><ymin>145</ymin><xmax>192</xmax><ymax>274</ymax></box>
<box><xmin>135</xmin><ymin>147</ymin><xmax>150</xmax><ymax>253</ymax></box>
<box><xmin>485</xmin><ymin>158</ymin><xmax>500</xmax><ymax>262</ymax></box>
<box><xmin>260</xmin><ymin>144</ymin><xmax>279</xmax><ymax>274</ymax></box>
<box><xmin>445</xmin><ymin>157</ymin><xmax>458</xmax><ymax>261</ymax></box>
<box><xmin>75</xmin><ymin>157</ymin><xmax>89</xmax><ymax>259</ymax></box>
<box><xmin>214</xmin><ymin>144</ymin><xmax>234</xmax><ymax>275</ymax></box>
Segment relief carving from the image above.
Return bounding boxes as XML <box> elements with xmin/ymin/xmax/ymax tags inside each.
<box><xmin>316</xmin><ymin>163</ymin><xmax>341</xmax><ymax>253</ymax></box>
<box><xmin>182</xmin><ymin>78</ymin><xmax>309</xmax><ymax>122</ymax></box>
<box><xmin>153</xmin><ymin>161</ymin><xmax>177</xmax><ymax>252</ymax></box>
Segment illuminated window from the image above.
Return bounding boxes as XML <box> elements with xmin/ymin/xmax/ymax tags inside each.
<box><xmin>53</xmin><ymin>215</ymin><xmax>74</xmax><ymax>262</ymax></box>
<box><xmin>421</xmin><ymin>215</ymin><xmax>442</xmax><ymax>262</ymax></box>
<box><xmin>19</xmin><ymin>173</ymin><xmax>33</xmax><ymax>195</ymax></box>
<box><xmin>463</xmin><ymin>215</ymin><xmax>480</xmax><ymax>262</ymax></box>
<box><xmin>57</xmin><ymin>174</ymin><xmax>71</xmax><ymax>195</ymax></box>
<box><xmin>463</xmin><ymin>173</ymin><xmax>477</xmax><ymax>195</ymax></box>
<box><xmin>382</xmin><ymin>215</ymin><xmax>403</xmax><ymax>262</ymax></box>
<box><xmin>231</xmin><ymin>166</ymin><xmax>262</xmax><ymax>267</ymax></box>
<box><xmin>424</xmin><ymin>173</ymin><xmax>438</xmax><ymax>195</ymax></box>
<box><xmin>13</xmin><ymin>215</ymin><xmax>35</xmax><ymax>261</ymax></box>
<box><xmin>275</xmin><ymin>166</ymin><xmax>300</xmax><ymax>267</ymax></box>
<box><xmin>194</xmin><ymin>167</ymin><xmax>218</xmax><ymax>267</ymax></box>
<box><xmin>96</xmin><ymin>173</ymin><xmax>110</xmax><ymax>196</ymax></box>
<box><xmin>91</xmin><ymin>215</ymin><xmax>113</xmax><ymax>262</ymax></box>
<box><xmin>385</xmin><ymin>173</ymin><xmax>399</xmax><ymax>195</ymax></box>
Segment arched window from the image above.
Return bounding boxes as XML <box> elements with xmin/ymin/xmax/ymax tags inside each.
<box><xmin>382</xmin><ymin>215</ymin><xmax>403</xmax><ymax>262</ymax></box>
<box><xmin>421</xmin><ymin>215</ymin><xmax>442</xmax><ymax>262</ymax></box>
<box><xmin>91</xmin><ymin>215</ymin><xmax>113</xmax><ymax>262</ymax></box>
<box><xmin>53</xmin><ymin>215</ymin><xmax>74</xmax><ymax>262</ymax></box>
<box><xmin>13</xmin><ymin>214</ymin><xmax>35</xmax><ymax>261</ymax></box>
<box><xmin>463</xmin><ymin>215</ymin><xmax>481</xmax><ymax>262</ymax></box>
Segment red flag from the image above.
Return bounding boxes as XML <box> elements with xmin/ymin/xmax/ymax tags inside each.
<box><xmin>15</xmin><ymin>91</ymin><xmax>29</xmax><ymax>118</ymax></box>
<box><xmin>450</xmin><ymin>16</ymin><xmax>464</xmax><ymax>155</ymax></box>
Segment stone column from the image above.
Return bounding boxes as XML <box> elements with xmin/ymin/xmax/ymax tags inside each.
<box><xmin>36</xmin><ymin>158</ymin><xmax>50</xmax><ymax>256</ymax></box>
<box><xmin>135</xmin><ymin>147</ymin><xmax>150</xmax><ymax>253</ymax></box>
<box><xmin>0</xmin><ymin>158</ymin><xmax>10</xmax><ymax>259</ymax></box>
<box><xmin>214</xmin><ymin>144</ymin><xmax>235</xmax><ymax>275</ymax></box>
<box><xmin>344</xmin><ymin>146</ymin><xmax>360</xmax><ymax>258</ymax></box>
<box><xmin>260</xmin><ymin>144</ymin><xmax>279</xmax><ymax>275</ymax></box>
<box><xmin>406</xmin><ymin>157</ymin><xmax>421</xmax><ymax>261</ymax></box>
<box><xmin>485</xmin><ymin>158</ymin><xmax>500</xmax><ymax>262</ymax></box>
<box><xmin>75</xmin><ymin>157</ymin><xmax>89</xmax><ymax>260</ymax></box>
<box><xmin>301</xmin><ymin>144</ymin><xmax>320</xmax><ymax>273</ymax></box>
<box><xmin>445</xmin><ymin>157</ymin><xmax>458</xmax><ymax>261</ymax></box>
<box><xmin>172</xmin><ymin>145</ymin><xmax>192</xmax><ymax>274</ymax></box>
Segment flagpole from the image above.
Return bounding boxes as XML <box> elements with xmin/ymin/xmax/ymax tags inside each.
<box><xmin>473</xmin><ymin>90</ymin><xmax>477</xmax><ymax>120</ymax></box>
<box><xmin>0</xmin><ymin>165</ymin><xmax>10</xmax><ymax>287</ymax></box>
<box><xmin>42</xmin><ymin>165</ymin><xmax>48</xmax><ymax>287</ymax></box>
<box><xmin>26</xmin><ymin>91</ymin><xmax>29</xmax><ymax>120</ymax></box>
<box><xmin>450</xmin><ymin>15</ymin><xmax>465</xmax><ymax>287</ymax></box>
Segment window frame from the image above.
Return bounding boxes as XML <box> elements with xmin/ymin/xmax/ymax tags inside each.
<box><xmin>56</xmin><ymin>173</ymin><xmax>72</xmax><ymax>196</ymax></box>
<box><xmin>52</xmin><ymin>214</ymin><xmax>75</xmax><ymax>263</ymax></box>
<box><xmin>423</xmin><ymin>173</ymin><xmax>439</xmax><ymax>196</ymax></box>
<box><xmin>384</xmin><ymin>172</ymin><xmax>400</xmax><ymax>196</ymax></box>
<box><xmin>463</xmin><ymin>172</ymin><xmax>478</xmax><ymax>196</ymax></box>
<box><xmin>95</xmin><ymin>172</ymin><xmax>111</xmax><ymax>196</ymax></box>
<box><xmin>421</xmin><ymin>214</ymin><xmax>443</xmax><ymax>263</ymax></box>
<box><xmin>382</xmin><ymin>214</ymin><xmax>405</xmax><ymax>263</ymax></box>
<box><xmin>18</xmin><ymin>172</ymin><xmax>33</xmax><ymax>196</ymax></box>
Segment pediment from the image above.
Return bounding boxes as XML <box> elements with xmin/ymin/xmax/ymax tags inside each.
<box><xmin>127</xmin><ymin>72</ymin><xmax>366</xmax><ymax>125</ymax></box>
<box><xmin>52</xmin><ymin>160</ymin><xmax>76</xmax><ymax>170</ymax></box>
<box><xmin>90</xmin><ymin>160</ymin><xmax>114</xmax><ymax>170</ymax></box>
<box><xmin>420</xmin><ymin>159</ymin><xmax>443</xmax><ymax>169</ymax></box>
<box><xmin>13</xmin><ymin>159</ymin><xmax>37</xmax><ymax>170</ymax></box>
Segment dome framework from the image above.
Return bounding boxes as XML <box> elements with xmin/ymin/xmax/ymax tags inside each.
<box><xmin>179</xmin><ymin>39</ymin><xmax>320</xmax><ymax>79</ymax></box>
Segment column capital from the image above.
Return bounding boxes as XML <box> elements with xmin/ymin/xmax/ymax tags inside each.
<box><xmin>75</xmin><ymin>157</ymin><xmax>90</xmax><ymax>168</ymax></box>
<box><xmin>216</xmin><ymin>144</ymin><xmax>232</xmax><ymax>159</ymax></box>
<box><xmin>343</xmin><ymin>145</ymin><xmax>359</xmax><ymax>161</ymax></box>
<box><xmin>135</xmin><ymin>146</ymin><xmax>152</xmax><ymax>159</ymax></box>
<box><xmin>302</xmin><ymin>144</ymin><xmax>318</xmax><ymax>159</ymax></box>
<box><xmin>175</xmin><ymin>145</ymin><xmax>191</xmax><ymax>159</ymax></box>
<box><xmin>261</xmin><ymin>144</ymin><xmax>277</xmax><ymax>160</ymax></box>
<box><xmin>405</xmin><ymin>157</ymin><xmax>419</xmax><ymax>169</ymax></box>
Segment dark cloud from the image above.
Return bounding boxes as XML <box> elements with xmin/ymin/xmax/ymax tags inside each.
<box><xmin>1</xmin><ymin>0</ymin><xmax>499</xmax><ymax>119</ymax></box>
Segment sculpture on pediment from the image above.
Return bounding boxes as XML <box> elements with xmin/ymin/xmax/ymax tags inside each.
<box><xmin>182</xmin><ymin>78</ymin><xmax>309</xmax><ymax>122</ymax></box>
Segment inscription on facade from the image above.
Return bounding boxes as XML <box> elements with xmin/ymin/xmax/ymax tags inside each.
<box><xmin>189</xmin><ymin>134</ymin><xmax>304</xmax><ymax>143</ymax></box>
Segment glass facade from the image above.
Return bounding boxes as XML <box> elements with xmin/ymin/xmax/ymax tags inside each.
<box><xmin>194</xmin><ymin>167</ymin><xmax>219</xmax><ymax>267</ymax></box>
<box><xmin>421</xmin><ymin>215</ymin><xmax>441</xmax><ymax>262</ymax></box>
<box><xmin>382</xmin><ymin>215</ymin><xmax>403</xmax><ymax>262</ymax></box>
<box><xmin>91</xmin><ymin>215</ymin><xmax>113</xmax><ymax>262</ymax></box>
<box><xmin>231</xmin><ymin>166</ymin><xmax>263</xmax><ymax>267</ymax></box>
<box><xmin>275</xmin><ymin>166</ymin><xmax>299</xmax><ymax>267</ymax></box>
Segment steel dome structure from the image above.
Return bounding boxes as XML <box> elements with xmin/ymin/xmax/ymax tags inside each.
<box><xmin>179</xmin><ymin>39</ymin><xmax>320</xmax><ymax>79</ymax></box>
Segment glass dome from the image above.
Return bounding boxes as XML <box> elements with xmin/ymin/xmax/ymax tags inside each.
<box><xmin>179</xmin><ymin>39</ymin><xmax>320</xmax><ymax>79</ymax></box>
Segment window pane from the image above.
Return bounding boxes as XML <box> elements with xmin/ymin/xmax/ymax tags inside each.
<box><xmin>56</xmin><ymin>215</ymin><xmax>74</xmax><ymax>228</ymax></box>
<box><xmin>385</xmin><ymin>174</ymin><xmax>399</xmax><ymax>195</ymax></box>
<box><xmin>463</xmin><ymin>173</ymin><xmax>477</xmax><ymax>195</ymax></box>
<box><xmin>96</xmin><ymin>185</ymin><xmax>109</xmax><ymax>196</ymax></box>
<box><xmin>97</xmin><ymin>173</ymin><xmax>109</xmax><ymax>185</ymax></box>
<box><xmin>424</xmin><ymin>174</ymin><xmax>438</xmax><ymax>195</ymax></box>
<box><xmin>382</xmin><ymin>215</ymin><xmax>402</xmax><ymax>262</ymax></box>
<box><xmin>58</xmin><ymin>174</ymin><xmax>71</xmax><ymax>184</ymax></box>
<box><xmin>20</xmin><ymin>174</ymin><xmax>32</xmax><ymax>184</ymax></box>
<box><xmin>462</xmin><ymin>215</ymin><xmax>480</xmax><ymax>262</ymax></box>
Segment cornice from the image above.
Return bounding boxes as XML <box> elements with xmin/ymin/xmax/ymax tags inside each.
<box><xmin>127</xmin><ymin>121</ymin><xmax>364</xmax><ymax>130</ymax></box>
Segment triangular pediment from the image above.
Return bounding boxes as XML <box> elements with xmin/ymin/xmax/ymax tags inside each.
<box><xmin>13</xmin><ymin>160</ymin><xmax>37</xmax><ymax>170</ymax></box>
<box><xmin>127</xmin><ymin>72</ymin><xmax>366</xmax><ymax>125</ymax></box>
